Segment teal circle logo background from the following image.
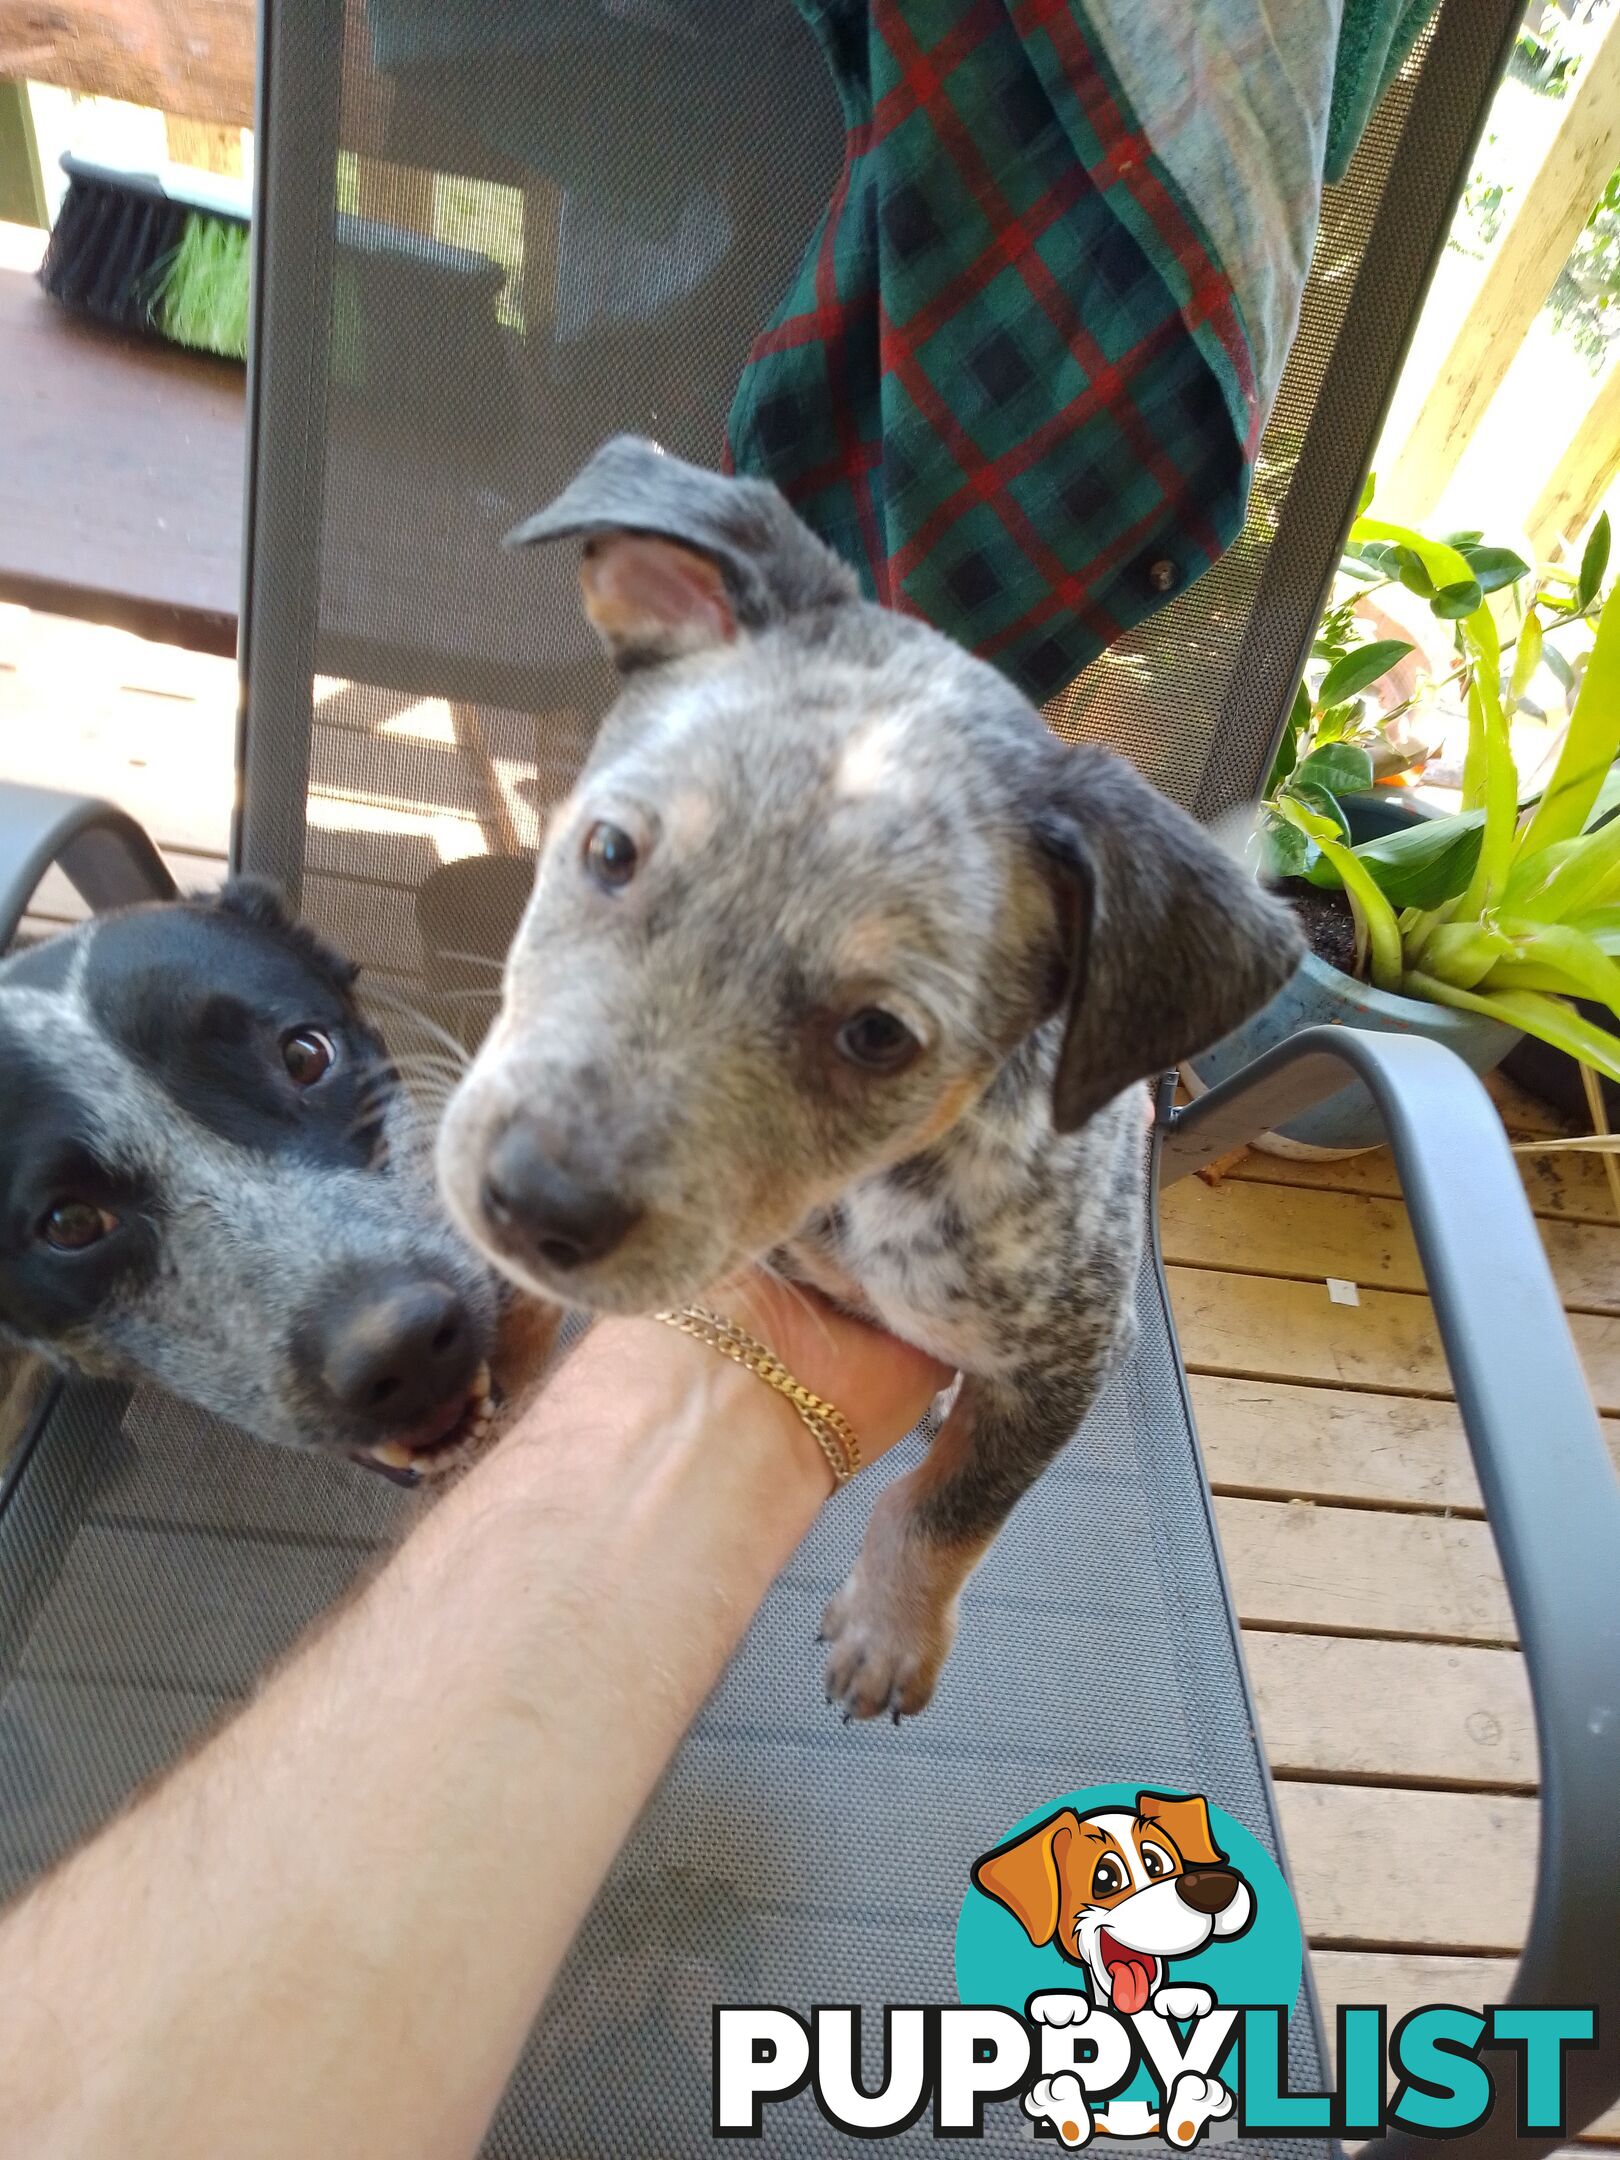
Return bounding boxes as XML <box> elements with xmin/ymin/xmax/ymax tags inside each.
<box><xmin>955</xmin><ymin>1784</ymin><xmax>1303</xmax><ymax>2020</ymax></box>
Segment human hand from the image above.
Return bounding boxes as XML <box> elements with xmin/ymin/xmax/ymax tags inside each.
<box><xmin>708</xmin><ymin>1269</ymin><xmax>956</xmax><ymax>1474</ymax></box>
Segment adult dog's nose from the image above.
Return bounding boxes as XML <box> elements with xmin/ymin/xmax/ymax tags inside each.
<box><xmin>481</xmin><ymin>1118</ymin><xmax>640</xmax><ymax>1270</ymax></box>
<box><xmin>1177</xmin><ymin>1868</ymin><xmax>1241</xmax><ymax>1915</ymax></box>
<box><xmin>312</xmin><ymin>1272</ymin><xmax>480</xmax><ymax>1426</ymax></box>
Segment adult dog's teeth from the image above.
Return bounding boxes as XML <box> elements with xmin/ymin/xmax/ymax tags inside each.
<box><xmin>368</xmin><ymin>1440</ymin><xmax>417</xmax><ymax>1470</ymax></box>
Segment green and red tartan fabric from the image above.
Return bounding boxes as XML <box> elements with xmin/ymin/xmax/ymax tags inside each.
<box><xmin>724</xmin><ymin>0</ymin><xmax>1322</xmax><ymax>702</ymax></box>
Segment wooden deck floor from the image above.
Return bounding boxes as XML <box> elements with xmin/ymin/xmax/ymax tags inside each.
<box><xmin>1165</xmin><ymin>1113</ymin><xmax>1620</xmax><ymax>2145</ymax></box>
<box><xmin>3</xmin><ymin>602</ymin><xmax>1618</xmax><ymax>2140</ymax></box>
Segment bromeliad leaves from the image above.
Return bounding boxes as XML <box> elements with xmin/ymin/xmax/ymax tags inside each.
<box><xmin>1305</xmin><ymin>577</ymin><xmax>1620</xmax><ymax>1086</ymax></box>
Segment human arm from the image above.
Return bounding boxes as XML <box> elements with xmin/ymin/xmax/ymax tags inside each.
<box><xmin>0</xmin><ymin>1284</ymin><xmax>950</xmax><ymax>2160</ymax></box>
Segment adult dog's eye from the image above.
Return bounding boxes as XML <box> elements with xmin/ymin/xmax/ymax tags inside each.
<box><xmin>836</xmin><ymin>1007</ymin><xmax>920</xmax><ymax>1072</ymax></box>
<box><xmin>39</xmin><ymin>1200</ymin><xmax>118</xmax><ymax>1252</ymax></box>
<box><xmin>1140</xmin><ymin>1842</ymin><xmax>1174</xmax><ymax>1880</ymax></box>
<box><xmin>1091</xmin><ymin>1854</ymin><xmax>1127</xmax><ymax>1898</ymax></box>
<box><xmin>282</xmin><ymin>1027</ymin><xmax>336</xmax><ymax>1087</ymax></box>
<box><xmin>584</xmin><ymin>821</ymin><xmax>639</xmax><ymax>891</ymax></box>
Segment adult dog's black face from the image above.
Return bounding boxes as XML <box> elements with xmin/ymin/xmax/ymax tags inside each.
<box><xmin>0</xmin><ymin>882</ymin><xmax>498</xmax><ymax>1479</ymax></box>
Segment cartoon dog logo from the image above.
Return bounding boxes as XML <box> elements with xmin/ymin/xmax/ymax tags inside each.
<box><xmin>971</xmin><ymin>1791</ymin><xmax>1254</xmax><ymax>2146</ymax></box>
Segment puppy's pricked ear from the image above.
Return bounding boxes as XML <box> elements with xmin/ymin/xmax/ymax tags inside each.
<box><xmin>505</xmin><ymin>434</ymin><xmax>858</xmax><ymax>668</ymax></box>
<box><xmin>1136</xmin><ymin>1791</ymin><xmax>1227</xmax><ymax>1871</ymax></box>
<box><xmin>1030</xmin><ymin>746</ymin><xmax>1303</xmax><ymax>1134</ymax></box>
<box><xmin>971</xmin><ymin>1808</ymin><xmax>1083</xmax><ymax>1948</ymax></box>
<box><xmin>577</xmin><ymin>533</ymin><xmax>738</xmax><ymax>667</ymax></box>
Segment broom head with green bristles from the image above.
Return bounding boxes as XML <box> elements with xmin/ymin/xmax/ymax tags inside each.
<box><xmin>38</xmin><ymin>155</ymin><xmax>252</xmax><ymax>361</ymax></box>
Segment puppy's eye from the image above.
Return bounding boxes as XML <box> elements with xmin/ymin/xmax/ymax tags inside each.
<box><xmin>39</xmin><ymin>1200</ymin><xmax>118</xmax><ymax>1252</ymax></box>
<box><xmin>1091</xmin><ymin>1854</ymin><xmax>1127</xmax><ymax>1898</ymax></box>
<box><xmin>584</xmin><ymin>820</ymin><xmax>639</xmax><ymax>891</ymax></box>
<box><xmin>282</xmin><ymin>1027</ymin><xmax>336</xmax><ymax>1087</ymax></box>
<box><xmin>836</xmin><ymin>1007</ymin><xmax>920</xmax><ymax>1072</ymax></box>
<box><xmin>1140</xmin><ymin>1842</ymin><xmax>1174</xmax><ymax>1879</ymax></box>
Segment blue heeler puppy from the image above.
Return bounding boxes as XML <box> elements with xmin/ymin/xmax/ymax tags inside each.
<box><xmin>437</xmin><ymin>437</ymin><xmax>1301</xmax><ymax>1719</ymax></box>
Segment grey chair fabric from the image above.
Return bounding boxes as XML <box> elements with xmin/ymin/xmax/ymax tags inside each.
<box><xmin>0</xmin><ymin>2</ymin><xmax>1523</xmax><ymax>2152</ymax></box>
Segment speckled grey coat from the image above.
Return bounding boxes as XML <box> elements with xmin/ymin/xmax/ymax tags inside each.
<box><xmin>438</xmin><ymin>439</ymin><xmax>1303</xmax><ymax>1720</ymax></box>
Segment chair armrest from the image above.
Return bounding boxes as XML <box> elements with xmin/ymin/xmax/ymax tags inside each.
<box><xmin>0</xmin><ymin>782</ymin><xmax>176</xmax><ymax>949</ymax></box>
<box><xmin>1160</xmin><ymin>1028</ymin><xmax>1620</xmax><ymax>2155</ymax></box>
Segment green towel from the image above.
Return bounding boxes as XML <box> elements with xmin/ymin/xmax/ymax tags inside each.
<box><xmin>1327</xmin><ymin>0</ymin><xmax>1439</xmax><ymax>184</ymax></box>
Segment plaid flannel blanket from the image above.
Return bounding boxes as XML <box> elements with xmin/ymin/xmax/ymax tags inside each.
<box><xmin>728</xmin><ymin>0</ymin><xmax>1430</xmax><ymax>702</ymax></box>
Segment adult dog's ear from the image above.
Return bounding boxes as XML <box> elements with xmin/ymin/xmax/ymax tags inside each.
<box><xmin>1030</xmin><ymin>745</ymin><xmax>1302</xmax><ymax>1134</ymax></box>
<box><xmin>208</xmin><ymin>877</ymin><xmax>361</xmax><ymax>994</ymax></box>
<box><xmin>505</xmin><ymin>434</ymin><xmax>858</xmax><ymax>668</ymax></box>
<box><xmin>1136</xmin><ymin>1790</ymin><xmax>1228</xmax><ymax>1871</ymax></box>
<box><xmin>971</xmin><ymin>1808</ymin><xmax>1085</xmax><ymax>1950</ymax></box>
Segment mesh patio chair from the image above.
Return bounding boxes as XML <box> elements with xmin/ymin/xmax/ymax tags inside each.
<box><xmin>3</xmin><ymin>2</ymin><xmax>1618</xmax><ymax>2152</ymax></box>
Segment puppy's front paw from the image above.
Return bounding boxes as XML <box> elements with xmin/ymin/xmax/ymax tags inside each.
<box><xmin>1028</xmin><ymin>1991</ymin><xmax>1095</xmax><ymax>2029</ymax></box>
<box><xmin>1163</xmin><ymin>2071</ymin><xmax>1233</xmax><ymax>2147</ymax></box>
<box><xmin>820</xmin><ymin>1556</ymin><xmax>953</xmax><ymax>1722</ymax></box>
<box><xmin>1023</xmin><ymin>2073</ymin><xmax>1092</xmax><ymax>2147</ymax></box>
<box><xmin>1152</xmin><ymin>1984</ymin><xmax>1215</xmax><ymax>2024</ymax></box>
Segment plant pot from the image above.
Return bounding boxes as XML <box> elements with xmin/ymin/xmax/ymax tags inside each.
<box><xmin>1184</xmin><ymin>794</ymin><xmax>1521</xmax><ymax>1156</ymax></box>
<box><xmin>1185</xmin><ymin>951</ymin><xmax>1522</xmax><ymax>1156</ymax></box>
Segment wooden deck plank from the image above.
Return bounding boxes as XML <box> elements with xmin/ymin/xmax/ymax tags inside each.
<box><xmin>1311</xmin><ymin>1947</ymin><xmax>1514</xmax><ymax>2025</ymax></box>
<box><xmin>1224</xmin><ymin>1141</ymin><xmax>1620</xmax><ymax>1227</ymax></box>
<box><xmin>1192</xmin><ymin>1373</ymin><xmax>1620</xmax><ymax>1513</ymax></box>
<box><xmin>1162</xmin><ymin>1176</ymin><xmax>1620</xmax><ymax>1316</ymax></box>
<box><xmin>1277</xmin><ymin>1782</ymin><xmax>1535</xmax><ymax>1954</ymax></box>
<box><xmin>1244</xmin><ymin>1630</ymin><xmax>1536</xmax><ymax>1790</ymax></box>
<box><xmin>0</xmin><ymin>0</ymin><xmax>257</xmax><ymax>127</ymax></box>
<box><xmin>1215</xmin><ymin>1495</ymin><xmax>1514</xmax><ymax>1645</ymax></box>
<box><xmin>0</xmin><ymin>604</ymin><xmax>237</xmax><ymax>859</ymax></box>
<box><xmin>1168</xmin><ymin>1265</ymin><xmax>1620</xmax><ymax>1412</ymax></box>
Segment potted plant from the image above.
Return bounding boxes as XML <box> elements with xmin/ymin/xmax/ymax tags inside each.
<box><xmin>1189</xmin><ymin>501</ymin><xmax>1620</xmax><ymax>1153</ymax></box>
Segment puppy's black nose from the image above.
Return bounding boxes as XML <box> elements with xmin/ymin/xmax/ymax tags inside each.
<box><xmin>1177</xmin><ymin>1868</ymin><xmax>1240</xmax><ymax>1915</ymax></box>
<box><xmin>312</xmin><ymin>1274</ymin><xmax>480</xmax><ymax>1427</ymax></box>
<box><xmin>481</xmin><ymin>1119</ymin><xmax>639</xmax><ymax>1270</ymax></box>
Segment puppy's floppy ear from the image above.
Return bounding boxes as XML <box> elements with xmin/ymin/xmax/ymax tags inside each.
<box><xmin>505</xmin><ymin>434</ymin><xmax>858</xmax><ymax>668</ymax></box>
<box><xmin>971</xmin><ymin>1808</ymin><xmax>1084</xmax><ymax>1948</ymax></box>
<box><xmin>1136</xmin><ymin>1791</ymin><xmax>1228</xmax><ymax>1870</ymax></box>
<box><xmin>207</xmin><ymin>877</ymin><xmax>361</xmax><ymax>993</ymax></box>
<box><xmin>1029</xmin><ymin>745</ymin><xmax>1303</xmax><ymax>1134</ymax></box>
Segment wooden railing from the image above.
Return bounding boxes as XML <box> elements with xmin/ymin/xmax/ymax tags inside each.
<box><xmin>1377</xmin><ymin>7</ymin><xmax>1620</xmax><ymax>555</ymax></box>
<box><xmin>0</xmin><ymin>0</ymin><xmax>254</xmax><ymax>127</ymax></box>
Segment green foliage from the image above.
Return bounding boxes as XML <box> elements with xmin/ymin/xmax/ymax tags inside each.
<box><xmin>1579</xmin><ymin>511</ymin><xmax>1612</xmax><ymax>611</ymax></box>
<box><xmin>1317</xmin><ymin>639</ymin><xmax>1413</xmax><ymax>706</ymax></box>
<box><xmin>1260</xmin><ymin>482</ymin><xmax>1620</xmax><ymax>1080</ymax></box>
<box><xmin>1305</xmin><ymin>808</ymin><xmax>1484</xmax><ymax>910</ymax></box>
<box><xmin>1259</xmin><ymin>502</ymin><xmax>1517</xmax><ymax>880</ymax></box>
<box><xmin>1338</xmin><ymin>582</ymin><xmax>1620</xmax><ymax>1076</ymax></box>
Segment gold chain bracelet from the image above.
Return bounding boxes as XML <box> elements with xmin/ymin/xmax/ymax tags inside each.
<box><xmin>654</xmin><ymin>1305</ymin><xmax>861</xmax><ymax>1486</ymax></box>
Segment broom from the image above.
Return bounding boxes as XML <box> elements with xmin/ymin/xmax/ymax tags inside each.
<box><xmin>38</xmin><ymin>154</ymin><xmax>252</xmax><ymax>360</ymax></box>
